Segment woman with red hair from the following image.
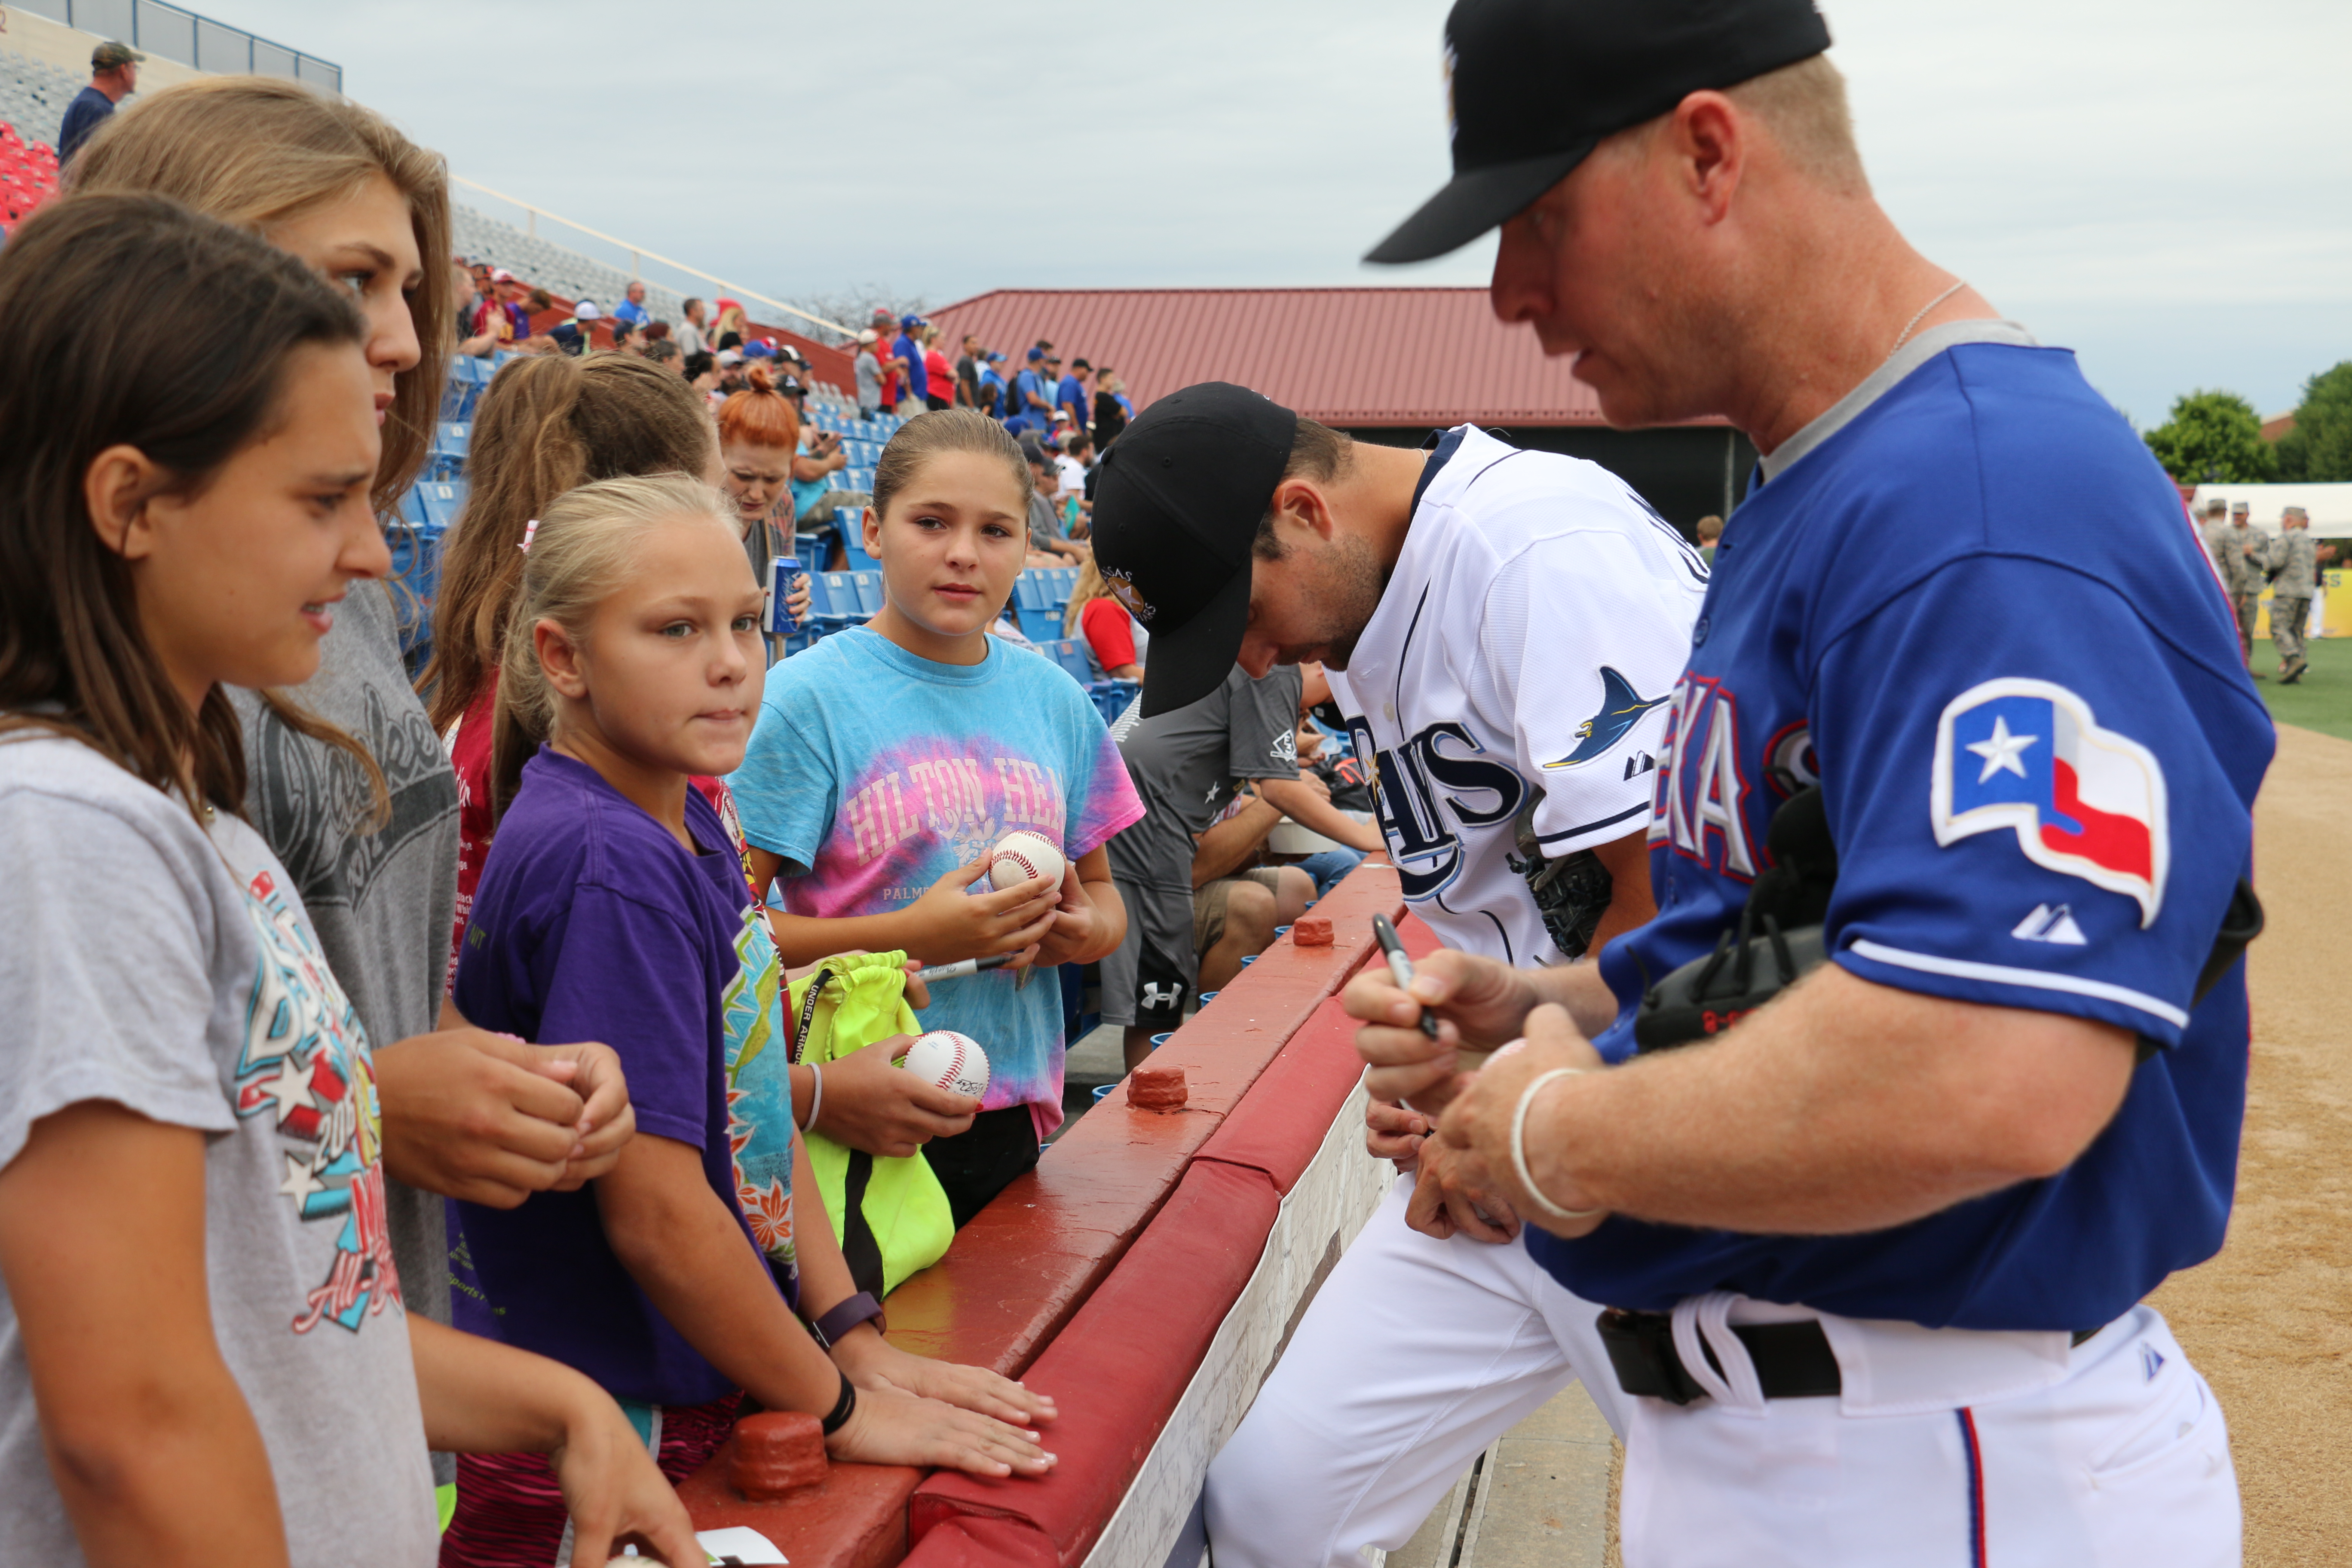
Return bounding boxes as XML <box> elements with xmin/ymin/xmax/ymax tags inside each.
<box><xmin>719</xmin><ymin>365</ymin><xmax>807</xmax><ymax>650</ymax></box>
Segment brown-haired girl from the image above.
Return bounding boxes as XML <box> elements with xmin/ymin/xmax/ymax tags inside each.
<box><xmin>70</xmin><ymin>75</ymin><xmax>637</xmax><ymax>1412</ymax></box>
<box><xmin>730</xmin><ymin>410</ymin><xmax>1142</xmax><ymax>1222</ymax></box>
<box><xmin>0</xmin><ymin>193</ymin><xmax>698</xmax><ymax>1568</ymax></box>
<box><xmin>446</xmin><ymin>474</ymin><xmax>1058</xmax><ymax>1565</ymax></box>
<box><xmin>416</xmin><ymin>350</ymin><xmax>804</xmax><ymax>985</ymax></box>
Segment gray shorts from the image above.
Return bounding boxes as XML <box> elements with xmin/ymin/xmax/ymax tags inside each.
<box><xmin>1101</xmin><ymin>877</ymin><xmax>1196</xmax><ymax>1031</ymax></box>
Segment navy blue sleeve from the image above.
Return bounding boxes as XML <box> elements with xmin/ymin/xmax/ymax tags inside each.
<box><xmin>1814</xmin><ymin>555</ymin><xmax>2263</xmax><ymax>1046</ymax></box>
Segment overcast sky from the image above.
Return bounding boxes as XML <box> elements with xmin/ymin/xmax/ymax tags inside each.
<box><xmin>225</xmin><ymin>0</ymin><xmax>2349</xmax><ymax>426</ymax></box>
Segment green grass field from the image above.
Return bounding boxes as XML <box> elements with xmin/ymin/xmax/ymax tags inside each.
<box><xmin>2254</xmin><ymin>635</ymin><xmax>2352</xmax><ymax>742</ymax></box>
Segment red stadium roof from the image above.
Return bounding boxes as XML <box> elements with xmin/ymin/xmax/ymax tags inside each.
<box><xmin>925</xmin><ymin>287</ymin><xmax>1719</xmax><ymax>428</ymax></box>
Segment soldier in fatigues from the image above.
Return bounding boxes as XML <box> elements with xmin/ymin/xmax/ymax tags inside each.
<box><xmin>2267</xmin><ymin>505</ymin><xmax>2318</xmax><ymax>683</ymax></box>
<box><xmin>2196</xmin><ymin>496</ymin><xmax>2232</xmax><ymax>580</ymax></box>
<box><xmin>2224</xmin><ymin>499</ymin><xmax>2267</xmax><ymax>671</ymax></box>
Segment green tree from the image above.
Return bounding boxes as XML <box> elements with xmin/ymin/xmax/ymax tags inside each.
<box><xmin>2273</xmin><ymin>361</ymin><xmax>2352</xmax><ymax>482</ymax></box>
<box><xmin>2143</xmin><ymin>390</ymin><xmax>2278</xmax><ymax>484</ymax></box>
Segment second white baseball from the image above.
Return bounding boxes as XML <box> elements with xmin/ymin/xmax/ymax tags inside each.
<box><xmin>900</xmin><ymin>1030</ymin><xmax>990</xmax><ymax>1100</ymax></box>
<box><xmin>988</xmin><ymin>829</ymin><xmax>1066</xmax><ymax>891</ymax></box>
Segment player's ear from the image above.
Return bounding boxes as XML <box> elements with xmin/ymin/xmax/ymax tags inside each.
<box><xmin>1269</xmin><ymin>477</ymin><xmax>1339</xmax><ymax>545</ymax></box>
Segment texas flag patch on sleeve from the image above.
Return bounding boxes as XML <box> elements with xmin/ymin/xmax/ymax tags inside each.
<box><xmin>1930</xmin><ymin>678</ymin><xmax>2169</xmax><ymax>928</ymax></box>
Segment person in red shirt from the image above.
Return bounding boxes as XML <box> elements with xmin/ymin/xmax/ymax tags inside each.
<box><xmin>922</xmin><ymin>325</ymin><xmax>955</xmax><ymax>413</ymax></box>
<box><xmin>1064</xmin><ymin>557</ymin><xmax>1146</xmax><ymax>679</ymax></box>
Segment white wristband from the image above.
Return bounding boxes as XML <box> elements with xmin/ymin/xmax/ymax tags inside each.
<box><xmin>1510</xmin><ymin>1067</ymin><xmax>1603</xmax><ymax>1223</ymax></box>
<box><xmin>801</xmin><ymin>1062</ymin><xmax>824</xmax><ymax>1133</ymax></box>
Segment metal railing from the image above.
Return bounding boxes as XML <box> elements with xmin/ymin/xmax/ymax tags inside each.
<box><xmin>11</xmin><ymin>0</ymin><xmax>340</xmax><ymax>93</ymax></box>
<box><xmin>452</xmin><ymin>173</ymin><xmax>853</xmax><ymax>339</ymax></box>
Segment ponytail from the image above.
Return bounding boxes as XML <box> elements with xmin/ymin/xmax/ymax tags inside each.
<box><xmin>716</xmin><ymin>362</ymin><xmax>799</xmax><ymax>454</ymax></box>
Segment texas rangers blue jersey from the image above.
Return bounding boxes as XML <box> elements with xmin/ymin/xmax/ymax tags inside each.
<box><xmin>1526</xmin><ymin>325</ymin><xmax>2275</xmax><ymax>1332</ymax></box>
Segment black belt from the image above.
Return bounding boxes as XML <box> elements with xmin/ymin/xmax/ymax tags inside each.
<box><xmin>1598</xmin><ymin>1308</ymin><xmax>2106</xmax><ymax>1406</ymax></box>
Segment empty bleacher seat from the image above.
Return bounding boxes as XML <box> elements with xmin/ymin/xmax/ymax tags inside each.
<box><xmin>415</xmin><ymin>479</ymin><xmax>469</xmax><ymax>530</ymax></box>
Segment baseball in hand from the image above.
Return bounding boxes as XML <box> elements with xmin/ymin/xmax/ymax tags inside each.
<box><xmin>988</xmin><ymin>829</ymin><xmax>1066</xmax><ymax>891</ymax></box>
<box><xmin>901</xmin><ymin>1030</ymin><xmax>990</xmax><ymax>1100</ymax></box>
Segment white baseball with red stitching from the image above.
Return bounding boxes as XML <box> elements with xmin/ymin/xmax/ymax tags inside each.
<box><xmin>901</xmin><ymin>1030</ymin><xmax>990</xmax><ymax>1100</ymax></box>
<box><xmin>987</xmin><ymin>829</ymin><xmax>1066</xmax><ymax>891</ymax></box>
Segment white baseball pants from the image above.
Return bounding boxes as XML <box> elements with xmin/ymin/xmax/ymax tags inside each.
<box><xmin>1619</xmin><ymin>1300</ymin><xmax>2239</xmax><ymax>1567</ymax></box>
<box><xmin>1204</xmin><ymin>1175</ymin><xmax>1628</xmax><ymax>1568</ymax></box>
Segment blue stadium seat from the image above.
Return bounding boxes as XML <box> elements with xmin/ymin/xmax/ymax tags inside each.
<box><xmin>1092</xmin><ymin>680</ymin><xmax>1140</xmax><ymax>726</ymax></box>
<box><xmin>384</xmin><ymin>521</ymin><xmax>446</xmax><ymax>678</ymax></box>
<box><xmin>414</xmin><ymin>479</ymin><xmax>468</xmax><ymax>531</ymax></box>
<box><xmin>431</xmin><ymin>420</ymin><xmax>471</xmax><ymax>478</ymax></box>
<box><xmin>1047</xmin><ymin>639</ymin><xmax>1096</xmax><ymax>686</ymax></box>
<box><xmin>793</xmin><ymin>532</ymin><xmax>830</xmax><ymax>580</ymax></box>
<box><xmin>1014</xmin><ymin>573</ymin><xmax>1063</xmax><ymax>642</ymax></box>
<box><xmin>847</xmin><ymin>570</ymin><xmax>886</xmax><ymax>618</ymax></box>
<box><xmin>806</xmin><ymin>571</ymin><xmax>861</xmax><ymax>631</ymax></box>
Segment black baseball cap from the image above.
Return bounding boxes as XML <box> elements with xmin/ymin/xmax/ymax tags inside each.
<box><xmin>1090</xmin><ymin>382</ymin><xmax>1297</xmax><ymax>718</ymax></box>
<box><xmin>1366</xmin><ymin>0</ymin><xmax>1833</xmax><ymax>264</ymax></box>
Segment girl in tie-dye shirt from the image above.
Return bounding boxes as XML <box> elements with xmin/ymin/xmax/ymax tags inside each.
<box><xmin>732</xmin><ymin>410</ymin><xmax>1143</xmax><ymax>1224</ymax></box>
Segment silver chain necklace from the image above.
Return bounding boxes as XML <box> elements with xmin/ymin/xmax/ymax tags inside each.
<box><xmin>1891</xmin><ymin>278</ymin><xmax>1969</xmax><ymax>355</ymax></box>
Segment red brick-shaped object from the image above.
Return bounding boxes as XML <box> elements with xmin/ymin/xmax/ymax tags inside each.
<box><xmin>1291</xmin><ymin>916</ymin><xmax>1334</xmax><ymax>946</ymax></box>
<box><xmin>1127</xmin><ymin>1064</ymin><xmax>1188</xmax><ymax>1110</ymax></box>
<box><xmin>730</xmin><ymin>1412</ymin><xmax>829</xmax><ymax>1501</ymax></box>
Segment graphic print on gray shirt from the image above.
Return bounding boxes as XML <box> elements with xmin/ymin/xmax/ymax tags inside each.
<box><xmin>0</xmin><ymin>732</ymin><xmax>437</xmax><ymax>1566</ymax></box>
<box><xmin>1107</xmin><ymin>665</ymin><xmax>1302</xmax><ymax>891</ymax></box>
<box><xmin>228</xmin><ymin>579</ymin><xmax>460</xmax><ymax>1456</ymax></box>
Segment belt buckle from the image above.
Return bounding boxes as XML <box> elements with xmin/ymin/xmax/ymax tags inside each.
<box><xmin>1596</xmin><ymin>1307</ymin><xmax>1709</xmax><ymax>1406</ymax></box>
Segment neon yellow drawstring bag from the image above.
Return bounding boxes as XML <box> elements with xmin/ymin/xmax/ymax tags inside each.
<box><xmin>787</xmin><ymin>951</ymin><xmax>956</xmax><ymax>1296</ymax></box>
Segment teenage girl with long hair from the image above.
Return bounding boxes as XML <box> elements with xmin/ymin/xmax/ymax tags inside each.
<box><xmin>0</xmin><ymin>192</ymin><xmax>698</xmax><ymax>1568</ymax></box>
<box><xmin>444</xmin><ymin>474</ymin><xmax>1057</xmax><ymax>1565</ymax></box>
<box><xmin>69</xmin><ymin>75</ymin><xmax>637</xmax><ymax>1429</ymax></box>
<box><xmin>730</xmin><ymin>410</ymin><xmax>1144</xmax><ymax>1224</ymax></box>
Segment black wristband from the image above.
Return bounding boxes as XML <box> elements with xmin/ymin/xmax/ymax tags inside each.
<box><xmin>809</xmin><ymin>1290</ymin><xmax>885</xmax><ymax>1350</ymax></box>
<box><xmin>821</xmin><ymin>1369</ymin><xmax>857</xmax><ymax>1436</ymax></box>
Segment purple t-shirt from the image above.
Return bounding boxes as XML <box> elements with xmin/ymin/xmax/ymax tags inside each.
<box><xmin>451</xmin><ymin>748</ymin><xmax>792</xmax><ymax>1407</ymax></box>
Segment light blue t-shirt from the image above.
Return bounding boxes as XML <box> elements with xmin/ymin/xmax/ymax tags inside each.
<box><xmin>729</xmin><ymin>628</ymin><xmax>1144</xmax><ymax>1134</ymax></box>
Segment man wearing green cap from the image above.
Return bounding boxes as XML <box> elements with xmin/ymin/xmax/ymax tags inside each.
<box><xmin>58</xmin><ymin>41</ymin><xmax>143</xmax><ymax>165</ymax></box>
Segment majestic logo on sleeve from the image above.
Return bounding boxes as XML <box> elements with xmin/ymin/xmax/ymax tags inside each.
<box><xmin>1932</xmin><ymin>679</ymin><xmax>2168</xmax><ymax>926</ymax></box>
<box><xmin>1542</xmin><ymin>667</ymin><xmax>1670</xmax><ymax>770</ymax></box>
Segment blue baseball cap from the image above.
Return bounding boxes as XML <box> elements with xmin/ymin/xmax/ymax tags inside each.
<box><xmin>1026</xmin><ymin>346</ymin><xmax>1045</xmax><ymax>362</ymax></box>
<box><xmin>986</xmin><ymin>350</ymin><xmax>1005</xmax><ymax>363</ymax></box>
<box><xmin>900</xmin><ymin>312</ymin><xmax>925</xmax><ymax>329</ymax></box>
<box><xmin>741</xmin><ymin>339</ymin><xmax>775</xmax><ymax>359</ymax></box>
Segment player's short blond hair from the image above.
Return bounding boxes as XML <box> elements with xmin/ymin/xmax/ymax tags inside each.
<box><xmin>1610</xmin><ymin>53</ymin><xmax>1868</xmax><ymax>198</ymax></box>
<box><xmin>1727</xmin><ymin>54</ymin><xmax>1869</xmax><ymax>197</ymax></box>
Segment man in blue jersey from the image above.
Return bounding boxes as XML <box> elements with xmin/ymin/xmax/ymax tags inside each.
<box><xmin>1337</xmin><ymin>1</ymin><xmax>2267</xmax><ymax>1564</ymax></box>
<box><xmin>890</xmin><ymin>313</ymin><xmax>929</xmax><ymax>414</ymax></box>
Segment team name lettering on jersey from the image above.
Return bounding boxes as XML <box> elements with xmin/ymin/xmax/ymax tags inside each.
<box><xmin>1932</xmin><ymin>678</ymin><xmax>2169</xmax><ymax>925</ymax></box>
<box><xmin>1349</xmin><ymin>718</ymin><xmax>1528</xmax><ymax>899</ymax></box>
<box><xmin>1651</xmin><ymin>675</ymin><xmax>1758</xmax><ymax>880</ymax></box>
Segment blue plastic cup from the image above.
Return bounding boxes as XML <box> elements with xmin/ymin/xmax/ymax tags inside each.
<box><xmin>1092</xmin><ymin>1083</ymin><xmax>1115</xmax><ymax>1102</ymax></box>
<box><xmin>1274</xmin><ymin>925</ymin><xmax>1292</xmax><ymax>937</ymax></box>
<box><xmin>1239</xmin><ymin>955</ymin><xmax>1256</xmax><ymax>966</ymax></box>
<box><xmin>1150</xmin><ymin>1032</ymin><xmax>1173</xmax><ymax>1050</ymax></box>
<box><xmin>1196</xmin><ymin>991</ymin><xmax>1219</xmax><ymax>1007</ymax></box>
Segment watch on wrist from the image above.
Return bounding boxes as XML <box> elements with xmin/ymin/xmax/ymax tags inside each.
<box><xmin>809</xmin><ymin>1290</ymin><xmax>885</xmax><ymax>1350</ymax></box>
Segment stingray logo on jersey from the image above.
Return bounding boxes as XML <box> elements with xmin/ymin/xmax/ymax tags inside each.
<box><xmin>1349</xmin><ymin>717</ymin><xmax>1526</xmax><ymax>899</ymax></box>
<box><xmin>1649</xmin><ymin>675</ymin><xmax>1760</xmax><ymax>881</ymax></box>
<box><xmin>1541</xmin><ymin>666</ymin><xmax>1670</xmax><ymax>771</ymax></box>
<box><xmin>1932</xmin><ymin>679</ymin><xmax>2169</xmax><ymax>926</ymax></box>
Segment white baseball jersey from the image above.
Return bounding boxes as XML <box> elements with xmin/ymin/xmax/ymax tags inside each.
<box><xmin>1329</xmin><ymin>426</ymin><xmax>1706</xmax><ymax>966</ymax></box>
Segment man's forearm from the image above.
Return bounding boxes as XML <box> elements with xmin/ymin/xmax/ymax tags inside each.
<box><xmin>1521</xmin><ymin>964</ymin><xmax>2136</xmax><ymax>1235</ymax></box>
<box><xmin>1258</xmin><ymin>776</ymin><xmax>1384</xmax><ymax>852</ymax></box>
<box><xmin>1191</xmin><ymin>799</ymin><xmax>1284</xmax><ymax>886</ymax></box>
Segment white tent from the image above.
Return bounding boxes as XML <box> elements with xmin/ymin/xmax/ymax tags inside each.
<box><xmin>2189</xmin><ymin>482</ymin><xmax>2352</xmax><ymax>535</ymax></box>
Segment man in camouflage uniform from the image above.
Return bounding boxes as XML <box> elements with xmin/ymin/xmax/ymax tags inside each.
<box><xmin>2266</xmin><ymin>505</ymin><xmax>2318</xmax><ymax>684</ymax></box>
<box><xmin>2224</xmin><ymin>499</ymin><xmax>2267</xmax><ymax>670</ymax></box>
<box><xmin>2196</xmin><ymin>496</ymin><xmax>2232</xmax><ymax>580</ymax></box>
